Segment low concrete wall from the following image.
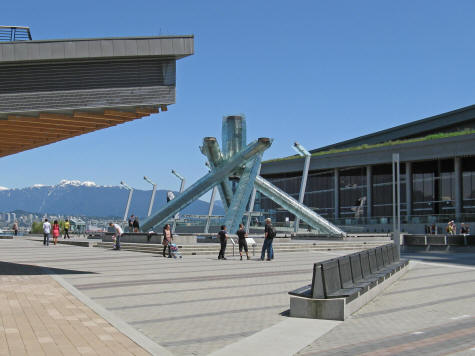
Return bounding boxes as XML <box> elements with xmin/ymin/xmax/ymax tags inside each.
<box><xmin>103</xmin><ymin>233</ymin><xmax>197</xmax><ymax>245</ymax></box>
<box><xmin>403</xmin><ymin>234</ymin><xmax>474</xmax><ymax>246</ymax></box>
<box><xmin>57</xmin><ymin>240</ymin><xmax>97</xmax><ymax>248</ymax></box>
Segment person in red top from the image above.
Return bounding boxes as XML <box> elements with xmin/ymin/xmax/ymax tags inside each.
<box><xmin>52</xmin><ymin>220</ymin><xmax>60</xmax><ymax>245</ymax></box>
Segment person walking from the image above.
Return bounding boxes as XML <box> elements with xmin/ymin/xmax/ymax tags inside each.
<box><xmin>63</xmin><ymin>219</ymin><xmax>70</xmax><ymax>239</ymax></box>
<box><xmin>52</xmin><ymin>220</ymin><xmax>60</xmax><ymax>245</ymax></box>
<box><xmin>109</xmin><ymin>222</ymin><xmax>123</xmax><ymax>250</ymax></box>
<box><xmin>236</xmin><ymin>223</ymin><xmax>250</xmax><ymax>260</ymax></box>
<box><xmin>217</xmin><ymin>225</ymin><xmax>228</xmax><ymax>260</ymax></box>
<box><xmin>133</xmin><ymin>216</ymin><xmax>140</xmax><ymax>232</ymax></box>
<box><xmin>12</xmin><ymin>221</ymin><xmax>18</xmax><ymax>236</ymax></box>
<box><xmin>261</xmin><ymin>218</ymin><xmax>276</xmax><ymax>261</ymax></box>
<box><xmin>162</xmin><ymin>224</ymin><xmax>173</xmax><ymax>258</ymax></box>
<box><xmin>43</xmin><ymin>218</ymin><xmax>51</xmax><ymax>246</ymax></box>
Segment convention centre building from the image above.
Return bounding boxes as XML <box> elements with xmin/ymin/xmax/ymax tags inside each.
<box><xmin>258</xmin><ymin>104</ymin><xmax>475</xmax><ymax>233</ymax></box>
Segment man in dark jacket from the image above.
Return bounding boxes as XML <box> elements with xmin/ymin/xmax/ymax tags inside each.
<box><xmin>261</xmin><ymin>218</ymin><xmax>275</xmax><ymax>261</ymax></box>
<box><xmin>217</xmin><ymin>225</ymin><xmax>228</xmax><ymax>260</ymax></box>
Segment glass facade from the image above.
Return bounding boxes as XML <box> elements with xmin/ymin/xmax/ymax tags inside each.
<box><xmin>412</xmin><ymin>160</ymin><xmax>454</xmax><ymax>216</ymax></box>
<box><xmin>372</xmin><ymin>164</ymin><xmax>405</xmax><ymax>218</ymax></box>
<box><xmin>259</xmin><ymin>157</ymin><xmax>474</xmax><ymax>224</ymax></box>
<box><xmin>339</xmin><ymin>167</ymin><xmax>366</xmax><ymax>218</ymax></box>
<box><xmin>463</xmin><ymin>157</ymin><xmax>475</xmax><ymax>213</ymax></box>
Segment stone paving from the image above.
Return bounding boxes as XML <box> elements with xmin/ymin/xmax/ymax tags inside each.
<box><xmin>297</xmin><ymin>257</ymin><xmax>475</xmax><ymax>355</ymax></box>
<box><xmin>0</xmin><ymin>238</ymin><xmax>356</xmax><ymax>355</ymax></box>
<box><xmin>1</xmin><ymin>238</ymin><xmax>474</xmax><ymax>355</ymax></box>
<box><xmin>0</xmin><ymin>260</ymin><xmax>150</xmax><ymax>356</ymax></box>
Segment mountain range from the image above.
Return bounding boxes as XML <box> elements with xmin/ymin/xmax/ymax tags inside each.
<box><xmin>0</xmin><ymin>180</ymin><xmax>223</xmax><ymax>218</ymax></box>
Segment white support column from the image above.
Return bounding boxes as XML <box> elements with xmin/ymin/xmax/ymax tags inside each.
<box><xmin>392</xmin><ymin>153</ymin><xmax>401</xmax><ymax>258</ymax></box>
<box><xmin>292</xmin><ymin>143</ymin><xmax>311</xmax><ymax>232</ymax></box>
<box><xmin>334</xmin><ymin>168</ymin><xmax>340</xmax><ymax>220</ymax></box>
<box><xmin>405</xmin><ymin>162</ymin><xmax>412</xmax><ymax>220</ymax></box>
<box><xmin>454</xmin><ymin>157</ymin><xmax>462</xmax><ymax>221</ymax></box>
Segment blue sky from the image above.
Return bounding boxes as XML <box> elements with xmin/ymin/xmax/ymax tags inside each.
<box><xmin>1</xmin><ymin>0</ymin><xmax>475</xmax><ymax>192</ymax></box>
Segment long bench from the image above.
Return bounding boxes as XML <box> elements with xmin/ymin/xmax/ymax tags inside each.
<box><xmin>289</xmin><ymin>243</ymin><xmax>409</xmax><ymax>320</ymax></box>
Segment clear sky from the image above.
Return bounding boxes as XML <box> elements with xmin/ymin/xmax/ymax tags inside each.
<box><xmin>1</xmin><ymin>0</ymin><xmax>475</xmax><ymax>192</ymax></box>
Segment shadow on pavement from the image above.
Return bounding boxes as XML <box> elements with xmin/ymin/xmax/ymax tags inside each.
<box><xmin>0</xmin><ymin>261</ymin><xmax>97</xmax><ymax>275</ymax></box>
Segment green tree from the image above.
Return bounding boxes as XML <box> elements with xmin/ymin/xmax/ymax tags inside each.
<box><xmin>31</xmin><ymin>221</ymin><xmax>43</xmax><ymax>234</ymax></box>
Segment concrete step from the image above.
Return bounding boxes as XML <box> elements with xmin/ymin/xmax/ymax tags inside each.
<box><xmin>94</xmin><ymin>241</ymin><xmax>388</xmax><ymax>255</ymax></box>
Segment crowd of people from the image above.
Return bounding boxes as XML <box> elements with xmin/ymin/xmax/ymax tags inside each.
<box><xmin>216</xmin><ymin>218</ymin><xmax>275</xmax><ymax>261</ymax></box>
<box><xmin>424</xmin><ymin>221</ymin><xmax>471</xmax><ymax>235</ymax></box>
<box><xmin>108</xmin><ymin>215</ymin><xmax>279</xmax><ymax>261</ymax></box>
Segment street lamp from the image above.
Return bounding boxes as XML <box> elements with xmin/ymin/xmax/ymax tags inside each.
<box><xmin>171</xmin><ymin>169</ymin><xmax>186</xmax><ymax>193</ymax></box>
<box><xmin>144</xmin><ymin>176</ymin><xmax>157</xmax><ymax>217</ymax></box>
<box><xmin>292</xmin><ymin>142</ymin><xmax>311</xmax><ymax>233</ymax></box>
<box><xmin>120</xmin><ymin>181</ymin><xmax>134</xmax><ymax>223</ymax></box>
<box><xmin>171</xmin><ymin>169</ymin><xmax>186</xmax><ymax>233</ymax></box>
<box><xmin>204</xmin><ymin>162</ymin><xmax>218</xmax><ymax>233</ymax></box>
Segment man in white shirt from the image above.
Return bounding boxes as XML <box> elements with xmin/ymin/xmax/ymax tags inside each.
<box><xmin>109</xmin><ymin>222</ymin><xmax>123</xmax><ymax>250</ymax></box>
<box><xmin>43</xmin><ymin>218</ymin><xmax>51</xmax><ymax>246</ymax></box>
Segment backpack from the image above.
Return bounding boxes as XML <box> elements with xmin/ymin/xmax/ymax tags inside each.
<box><xmin>267</xmin><ymin>225</ymin><xmax>276</xmax><ymax>238</ymax></box>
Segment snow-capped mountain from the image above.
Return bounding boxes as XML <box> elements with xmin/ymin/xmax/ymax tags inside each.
<box><xmin>0</xmin><ymin>180</ymin><xmax>224</xmax><ymax>218</ymax></box>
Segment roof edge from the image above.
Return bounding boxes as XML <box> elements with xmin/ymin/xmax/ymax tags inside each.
<box><xmin>0</xmin><ymin>35</ymin><xmax>194</xmax><ymax>45</ymax></box>
<box><xmin>310</xmin><ymin>103</ymin><xmax>475</xmax><ymax>153</ymax></box>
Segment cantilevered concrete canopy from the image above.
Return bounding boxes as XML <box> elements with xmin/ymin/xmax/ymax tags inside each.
<box><xmin>0</xmin><ymin>35</ymin><xmax>194</xmax><ymax>157</ymax></box>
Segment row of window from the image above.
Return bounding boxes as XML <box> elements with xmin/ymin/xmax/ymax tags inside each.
<box><xmin>259</xmin><ymin>157</ymin><xmax>475</xmax><ymax>219</ymax></box>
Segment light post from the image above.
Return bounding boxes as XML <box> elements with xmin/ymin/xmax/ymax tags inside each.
<box><xmin>144</xmin><ymin>176</ymin><xmax>157</xmax><ymax>217</ymax></box>
<box><xmin>392</xmin><ymin>153</ymin><xmax>401</xmax><ymax>258</ymax></box>
<box><xmin>204</xmin><ymin>162</ymin><xmax>218</xmax><ymax>233</ymax></box>
<box><xmin>171</xmin><ymin>169</ymin><xmax>186</xmax><ymax>233</ymax></box>
<box><xmin>120</xmin><ymin>181</ymin><xmax>134</xmax><ymax>223</ymax></box>
<box><xmin>292</xmin><ymin>142</ymin><xmax>311</xmax><ymax>232</ymax></box>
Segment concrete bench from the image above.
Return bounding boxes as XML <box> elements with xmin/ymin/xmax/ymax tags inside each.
<box><xmin>289</xmin><ymin>243</ymin><xmax>409</xmax><ymax>320</ymax></box>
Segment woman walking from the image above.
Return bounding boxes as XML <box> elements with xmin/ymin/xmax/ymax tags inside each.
<box><xmin>236</xmin><ymin>223</ymin><xmax>250</xmax><ymax>260</ymax></box>
<box><xmin>162</xmin><ymin>224</ymin><xmax>173</xmax><ymax>258</ymax></box>
<box><xmin>52</xmin><ymin>220</ymin><xmax>60</xmax><ymax>245</ymax></box>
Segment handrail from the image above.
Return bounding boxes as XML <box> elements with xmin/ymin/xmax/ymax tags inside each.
<box><xmin>0</xmin><ymin>26</ymin><xmax>32</xmax><ymax>41</ymax></box>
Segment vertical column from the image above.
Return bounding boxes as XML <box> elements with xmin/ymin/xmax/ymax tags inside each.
<box><xmin>405</xmin><ymin>161</ymin><xmax>412</xmax><ymax>220</ymax></box>
<box><xmin>454</xmin><ymin>157</ymin><xmax>462</xmax><ymax>221</ymax></box>
<box><xmin>334</xmin><ymin>168</ymin><xmax>340</xmax><ymax>219</ymax></box>
<box><xmin>366</xmin><ymin>165</ymin><xmax>372</xmax><ymax>219</ymax></box>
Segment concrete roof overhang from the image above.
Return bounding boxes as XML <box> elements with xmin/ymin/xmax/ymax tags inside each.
<box><xmin>0</xmin><ymin>35</ymin><xmax>193</xmax><ymax>158</ymax></box>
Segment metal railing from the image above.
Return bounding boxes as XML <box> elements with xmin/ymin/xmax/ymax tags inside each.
<box><xmin>0</xmin><ymin>26</ymin><xmax>32</xmax><ymax>42</ymax></box>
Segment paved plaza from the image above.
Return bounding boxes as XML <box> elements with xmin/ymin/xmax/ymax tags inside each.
<box><xmin>0</xmin><ymin>238</ymin><xmax>474</xmax><ymax>355</ymax></box>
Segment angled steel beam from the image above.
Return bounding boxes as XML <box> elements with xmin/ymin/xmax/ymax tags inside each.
<box><xmin>201</xmin><ymin>138</ymin><xmax>233</xmax><ymax>210</ymax></box>
<box><xmin>254</xmin><ymin>176</ymin><xmax>345</xmax><ymax>236</ymax></box>
<box><xmin>292</xmin><ymin>142</ymin><xmax>311</xmax><ymax>232</ymax></box>
<box><xmin>141</xmin><ymin>137</ymin><xmax>272</xmax><ymax>232</ymax></box>
<box><xmin>224</xmin><ymin>154</ymin><xmax>263</xmax><ymax>233</ymax></box>
<box><xmin>245</xmin><ymin>164</ymin><xmax>261</xmax><ymax>233</ymax></box>
<box><xmin>204</xmin><ymin>186</ymin><xmax>218</xmax><ymax>234</ymax></box>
